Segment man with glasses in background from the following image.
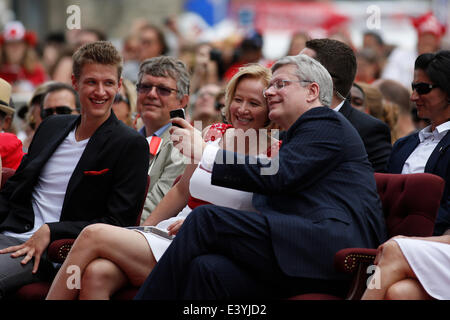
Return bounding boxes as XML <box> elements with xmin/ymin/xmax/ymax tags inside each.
<box><xmin>41</xmin><ymin>82</ymin><xmax>80</xmax><ymax>120</ymax></box>
<box><xmin>136</xmin><ymin>56</ymin><xmax>188</xmax><ymax>224</ymax></box>
<box><xmin>135</xmin><ymin>54</ymin><xmax>387</xmax><ymax>300</ymax></box>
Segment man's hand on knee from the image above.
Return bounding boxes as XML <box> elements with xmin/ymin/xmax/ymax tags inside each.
<box><xmin>0</xmin><ymin>224</ymin><xmax>51</xmax><ymax>274</ymax></box>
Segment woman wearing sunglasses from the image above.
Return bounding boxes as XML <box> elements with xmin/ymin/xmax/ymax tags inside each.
<box><xmin>387</xmin><ymin>50</ymin><xmax>450</xmax><ymax>237</ymax></box>
<box><xmin>361</xmin><ymin>50</ymin><xmax>450</xmax><ymax>301</ymax></box>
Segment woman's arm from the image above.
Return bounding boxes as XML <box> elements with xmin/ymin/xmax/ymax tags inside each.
<box><xmin>142</xmin><ymin>163</ymin><xmax>197</xmax><ymax>226</ymax></box>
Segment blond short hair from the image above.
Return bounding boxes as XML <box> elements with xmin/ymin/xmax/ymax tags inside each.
<box><xmin>72</xmin><ymin>41</ymin><xmax>123</xmax><ymax>81</ymax></box>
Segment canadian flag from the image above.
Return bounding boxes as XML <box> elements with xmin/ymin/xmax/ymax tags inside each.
<box><xmin>146</xmin><ymin>136</ymin><xmax>162</xmax><ymax>157</ymax></box>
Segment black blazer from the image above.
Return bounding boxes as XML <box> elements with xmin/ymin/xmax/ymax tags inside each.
<box><xmin>0</xmin><ymin>112</ymin><xmax>149</xmax><ymax>241</ymax></box>
<box><xmin>388</xmin><ymin>131</ymin><xmax>450</xmax><ymax>235</ymax></box>
<box><xmin>339</xmin><ymin>100</ymin><xmax>392</xmax><ymax>172</ymax></box>
<box><xmin>212</xmin><ymin>107</ymin><xmax>387</xmax><ymax>280</ymax></box>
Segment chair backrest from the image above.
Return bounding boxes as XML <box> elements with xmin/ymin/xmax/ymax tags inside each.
<box><xmin>374</xmin><ymin>172</ymin><xmax>445</xmax><ymax>237</ymax></box>
<box><xmin>135</xmin><ymin>175</ymin><xmax>150</xmax><ymax>226</ymax></box>
<box><xmin>1</xmin><ymin>167</ymin><xmax>16</xmax><ymax>190</ymax></box>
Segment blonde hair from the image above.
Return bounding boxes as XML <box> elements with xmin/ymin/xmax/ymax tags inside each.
<box><xmin>356</xmin><ymin>82</ymin><xmax>383</xmax><ymax>118</ymax></box>
<box><xmin>224</xmin><ymin>64</ymin><xmax>272</xmax><ymax>127</ymax></box>
<box><xmin>382</xmin><ymin>100</ymin><xmax>400</xmax><ymax>144</ymax></box>
<box><xmin>357</xmin><ymin>82</ymin><xmax>399</xmax><ymax>143</ymax></box>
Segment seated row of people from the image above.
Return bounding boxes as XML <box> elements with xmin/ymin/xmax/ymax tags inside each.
<box><xmin>0</xmin><ymin>39</ymin><xmax>448</xmax><ymax>300</ymax></box>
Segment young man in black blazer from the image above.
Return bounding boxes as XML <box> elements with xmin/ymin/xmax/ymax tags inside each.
<box><xmin>0</xmin><ymin>41</ymin><xmax>149</xmax><ymax>298</ymax></box>
<box><xmin>302</xmin><ymin>38</ymin><xmax>392</xmax><ymax>172</ymax></box>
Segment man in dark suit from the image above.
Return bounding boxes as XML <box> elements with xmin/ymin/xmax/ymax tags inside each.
<box><xmin>135</xmin><ymin>54</ymin><xmax>387</xmax><ymax>299</ymax></box>
<box><xmin>302</xmin><ymin>38</ymin><xmax>392</xmax><ymax>172</ymax></box>
<box><xmin>0</xmin><ymin>41</ymin><xmax>149</xmax><ymax>298</ymax></box>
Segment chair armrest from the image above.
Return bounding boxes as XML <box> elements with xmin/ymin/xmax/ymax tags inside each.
<box><xmin>334</xmin><ymin>248</ymin><xmax>377</xmax><ymax>274</ymax></box>
<box><xmin>47</xmin><ymin>239</ymin><xmax>76</xmax><ymax>264</ymax></box>
<box><xmin>334</xmin><ymin>248</ymin><xmax>377</xmax><ymax>300</ymax></box>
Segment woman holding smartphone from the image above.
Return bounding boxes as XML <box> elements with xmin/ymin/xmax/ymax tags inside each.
<box><xmin>46</xmin><ymin>64</ymin><xmax>280</xmax><ymax>300</ymax></box>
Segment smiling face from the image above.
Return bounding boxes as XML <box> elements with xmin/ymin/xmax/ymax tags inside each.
<box><xmin>264</xmin><ymin>64</ymin><xmax>312</xmax><ymax>130</ymax></box>
<box><xmin>411</xmin><ymin>69</ymin><xmax>450</xmax><ymax>129</ymax></box>
<box><xmin>137</xmin><ymin>73</ymin><xmax>184</xmax><ymax>129</ymax></box>
<box><xmin>72</xmin><ymin>63</ymin><xmax>121</xmax><ymax>123</ymax></box>
<box><xmin>229</xmin><ymin>77</ymin><xmax>268</xmax><ymax>132</ymax></box>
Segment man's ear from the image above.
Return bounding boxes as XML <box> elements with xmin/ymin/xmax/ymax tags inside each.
<box><xmin>71</xmin><ymin>74</ymin><xmax>78</xmax><ymax>91</ymax></box>
<box><xmin>306</xmin><ymin>82</ymin><xmax>320</xmax><ymax>103</ymax></box>
<box><xmin>118</xmin><ymin>77</ymin><xmax>122</xmax><ymax>90</ymax></box>
<box><xmin>180</xmin><ymin>94</ymin><xmax>189</xmax><ymax>108</ymax></box>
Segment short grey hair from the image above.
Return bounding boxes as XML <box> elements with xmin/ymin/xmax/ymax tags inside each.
<box><xmin>138</xmin><ymin>56</ymin><xmax>190</xmax><ymax>100</ymax></box>
<box><xmin>271</xmin><ymin>54</ymin><xmax>333</xmax><ymax>107</ymax></box>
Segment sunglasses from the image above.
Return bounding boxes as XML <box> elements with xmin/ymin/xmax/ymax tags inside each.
<box><xmin>41</xmin><ymin>106</ymin><xmax>75</xmax><ymax>119</ymax></box>
<box><xmin>113</xmin><ymin>93</ymin><xmax>130</xmax><ymax>105</ymax></box>
<box><xmin>136</xmin><ymin>83</ymin><xmax>178</xmax><ymax>97</ymax></box>
<box><xmin>411</xmin><ymin>82</ymin><xmax>439</xmax><ymax>95</ymax></box>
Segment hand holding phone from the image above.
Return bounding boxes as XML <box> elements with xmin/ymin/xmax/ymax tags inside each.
<box><xmin>170</xmin><ymin>108</ymin><xmax>185</xmax><ymax>128</ymax></box>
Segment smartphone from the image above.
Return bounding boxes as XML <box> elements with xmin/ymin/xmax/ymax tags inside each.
<box><xmin>170</xmin><ymin>108</ymin><xmax>185</xmax><ymax>128</ymax></box>
<box><xmin>126</xmin><ymin>226</ymin><xmax>174</xmax><ymax>240</ymax></box>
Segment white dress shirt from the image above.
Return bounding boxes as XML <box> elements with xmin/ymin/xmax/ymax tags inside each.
<box><xmin>402</xmin><ymin>121</ymin><xmax>450</xmax><ymax>174</ymax></box>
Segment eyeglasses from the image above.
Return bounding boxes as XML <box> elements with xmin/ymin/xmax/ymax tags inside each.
<box><xmin>263</xmin><ymin>79</ymin><xmax>312</xmax><ymax>98</ymax></box>
<box><xmin>411</xmin><ymin>82</ymin><xmax>439</xmax><ymax>95</ymax></box>
<box><xmin>41</xmin><ymin>106</ymin><xmax>75</xmax><ymax>119</ymax></box>
<box><xmin>136</xmin><ymin>83</ymin><xmax>178</xmax><ymax>96</ymax></box>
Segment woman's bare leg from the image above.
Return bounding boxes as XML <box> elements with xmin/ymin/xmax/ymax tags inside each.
<box><xmin>46</xmin><ymin>223</ymin><xmax>156</xmax><ymax>300</ymax></box>
<box><xmin>361</xmin><ymin>240</ymin><xmax>416</xmax><ymax>300</ymax></box>
<box><xmin>78</xmin><ymin>258</ymin><xmax>128</xmax><ymax>300</ymax></box>
<box><xmin>385</xmin><ymin>278</ymin><xmax>432</xmax><ymax>300</ymax></box>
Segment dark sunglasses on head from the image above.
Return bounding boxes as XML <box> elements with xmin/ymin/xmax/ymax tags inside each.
<box><xmin>41</xmin><ymin>106</ymin><xmax>75</xmax><ymax>119</ymax></box>
<box><xmin>136</xmin><ymin>83</ymin><xmax>178</xmax><ymax>97</ymax></box>
<box><xmin>411</xmin><ymin>82</ymin><xmax>439</xmax><ymax>95</ymax></box>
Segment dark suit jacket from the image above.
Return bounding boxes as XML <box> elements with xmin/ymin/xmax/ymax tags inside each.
<box><xmin>0</xmin><ymin>112</ymin><xmax>150</xmax><ymax>242</ymax></box>
<box><xmin>387</xmin><ymin>131</ymin><xmax>450</xmax><ymax>235</ymax></box>
<box><xmin>339</xmin><ymin>100</ymin><xmax>392</xmax><ymax>172</ymax></box>
<box><xmin>211</xmin><ymin>107</ymin><xmax>387</xmax><ymax>280</ymax></box>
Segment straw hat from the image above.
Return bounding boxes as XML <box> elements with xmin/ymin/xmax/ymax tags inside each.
<box><xmin>0</xmin><ymin>78</ymin><xmax>14</xmax><ymax>115</ymax></box>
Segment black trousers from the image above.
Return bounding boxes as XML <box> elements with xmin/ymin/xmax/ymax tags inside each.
<box><xmin>0</xmin><ymin>234</ymin><xmax>56</xmax><ymax>299</ymax></box>
<box><xmin>135</xmin><ymin>205</ymin><xmax>348</xmax><ymax>300</ymax></box>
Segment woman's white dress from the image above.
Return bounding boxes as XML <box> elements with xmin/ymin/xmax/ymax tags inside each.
<box><xmin>394</xmin><ymin>238</ymin><xmax>450</xmax><ymax>300</ymax></box>
<box><xmin>138</xmin><ymin>136</ymin><xmax>259</xmax><ymax>261</ymax></box>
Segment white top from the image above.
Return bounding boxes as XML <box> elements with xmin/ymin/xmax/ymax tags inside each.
<box><xmin>381</xmin><ymin>47</ymin><xmax>417</xmax><ymax>89</ymax></box>
<box><xmin>402</xmin><ymin>121</ymin><xmax>450</xmax><ymax>174</ymax></box>
<box><xmin>140</xmin><ymin>137</ymin><xmax>260</xmax><ymax>261</ymax></box>
<box><xmin>332</xmin><ymin>100</ymin><xmax>345</xmax><ymax>112</ymax></box>
<box><xmin>2</xmin><ymin>128</ymin><xmax>89</xmax><ymax>242</ymax></box>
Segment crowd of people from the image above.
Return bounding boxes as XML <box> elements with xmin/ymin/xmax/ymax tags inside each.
<box><xmin>0</xmin><ymin>9</ymin><xmax>449</xmax><ymax>301</ymax></box>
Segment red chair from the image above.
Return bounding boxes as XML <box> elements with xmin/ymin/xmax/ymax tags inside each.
<box><xmin>13</xmin><ymin>175</ymin><xmax>150</xmax><ymax>300</ymax></box>
<box><xmin>290</xmin><ymin>172</ymin><xmax>445</xmax><ymax>300</ymax></box>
